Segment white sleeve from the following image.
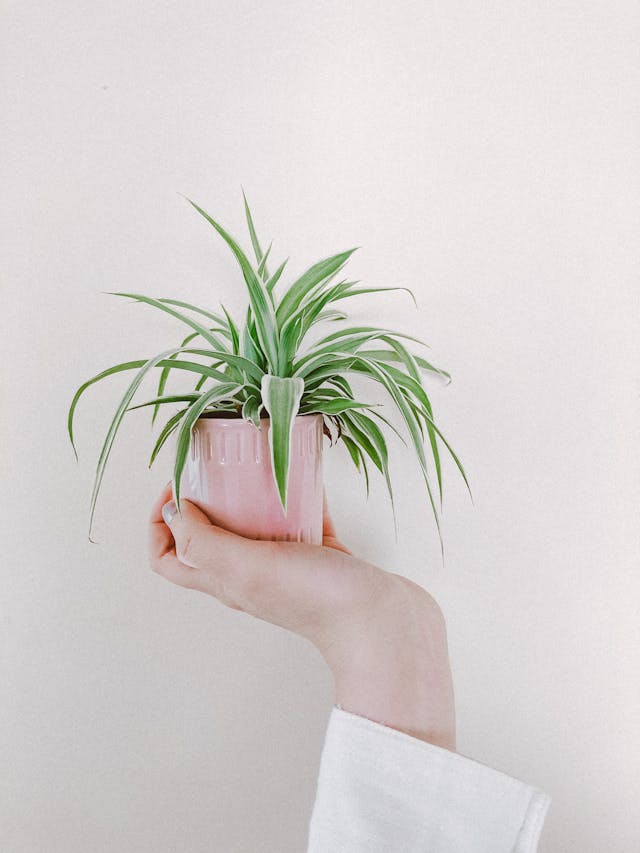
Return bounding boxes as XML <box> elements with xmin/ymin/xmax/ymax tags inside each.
<box><xmin>307</xmin><ymin>706</ymin><xmax>551</xmax><ymax>853</ymax></box>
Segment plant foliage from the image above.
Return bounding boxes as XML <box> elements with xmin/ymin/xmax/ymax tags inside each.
<box><xmin>69</xmin><ymin>191</ymin><xmax>470</xmax><ymax>549</ymax></box>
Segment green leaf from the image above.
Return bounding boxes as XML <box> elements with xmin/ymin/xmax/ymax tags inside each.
<box><xmin>149</xmin><ymin>408</ymin><xmax>189</xmax><ymax>468</ymax></box>
<box><xmin>366</xmin><ymin>408</ymin><xmax>408</xmax><ymax>446</ymax></box>
<box><xmin>265</xmin><ymin>258</ymin><xmax>288</xmax><ymax>294</ymax></box>
<box><xmin>301</xmin><ymin>398</ymin><xmax>375</xmax><ymax>415</ymax></box>
<box><xmin>421</xmin><ymin>396</ymin><xmax>442</xmax><ymax>504</ymax></box>
<box><xmin>379</xmin><ymin>335</ymin><xmax>442</xmax><ymax>504</ymax></box>
<box><xmin>186</xmin><ymin>197</ymin><xmax>280</xmax><ymax>372</ymax></box>
<box><xmin>279</xmin><ymin>314</ymin><xmax>303</xmax><ymax>373</ymax></box>
<box><xmin>294</xmin><ymin>334</ymin><xmax>389</xmax><ymax>377</ymax></box>
<box><xmin>85</xmin><ymin>346</ymin><xmax>207</xmax><ymax>540</ymax></box>
<box><xmin>241</xmin><ymin>307</ymin><xmax>261</xmax><ymax>364</ymax></box>
<box><xmin>275</xmin><ymin>249</ymin><xmax>358</xmax><ymax>329</ymax></box>
<box><xmin>365</xmin><ymin>358</ymin><xmax>469</xmax><ymax>499</ymax></box>
<box><xmin>152</xmin><ymin>331</ymin><xmax>199</xmax><ymax>427</ymax></box>
<box><xmin>260</xmin><ymin>375</ymin><xmax>305</xmax><ymax>512</ymax></box>
<box><xmin>108</xmin><ymin>293</ymin><xmax>230</xmax><ymax>352</ymax></box>
<box><xmin>156</xmin><ymin>298</ymin><xmax>230</xmax><ymax>333</ymax></box>
<box><xmin>128</xmin><ymin>394</ymin><xmax>200</xmax><ymax>411</ymax></box>
<box><xmin>69</xmin><ymin>360</ymin><xmax>148</xmax><ymax>460</ymax></box>
<box><xmin>341</xmin><ymin>434</ymin><xmax>362</xmax><ymax>472</ymax></box>
<box><xmin>220</xmin><ymin>304</ymin><xmax>240</xmax><ymax>355</ymax></box>
<box><xmin>332</xmin><ymin>284</ymin><xmax>417</xmax><ymax>308</ymax></box>
<box><xmin>379</xmin><ymin>335</ymin><xmax>420</xmax><ymax>382</ymax></box>
<box><xmin>314</xmin><ymin>325</ymin><xmax>430</xmax><ymax>351</ymax></box>
<box><xmin>241</xmin><ymin>187</ymin><xmax>268</xmax><ymax>276</ymax></box>
<box><xmin>279</xmin><ymin>279</ymin><xmax>349</xmax><ymax>346</ymax></box>
<box><xmin>150</xmin><ymin>335</ymin><xmax>238</xmax><ymax>426</ymax></box>
<box><xmin>155</xmin><ymin>346</ymin><xmax>264</xmax><ymax>385</ymax></box>
<box><xmin>348</xmin><ymin>411</ymin><xmax>390</xmax><ymax>474</ymax></box>
<box><xmin>315</xmin><ymin>309</ymin><xmax>348</xmax><ymax>323</ymax></box>
<box><xmin>173</xmin><ymin>383</ymin><xmax>243</xmax><ymax>510</ymax></box>
<box><xmin>68</xmin><ymin>355</ymin><xmax>241</xmax><ymax>460</ymax></box>
<box><xmin>301</xmin><ymin>387</ymin><xmax>346</xmax><ymax>400</ymax></box>
<box><xmin>359</xmin><ymin>349</ymin><xmax>451</xmax><ymax>382</ymax></box>
<box><xmin>301</xmin><ymin>357</ymin><xmax>359</xmax><ymax>392</ymax></box>
<box><xmin>418</xmin><ymin>406</ymin><xmax>472</xmax><ymax>500</ymax></box>
<box><xmin>325</xmin><ymin>374</ymin><xmax>355</xmax><ymax>398</ymax></box>
<box><xmin>340</xmin><ymin>413</ymin><xmax>383</xmax><ymax>473</ymax></box>
<box><xmin>242</xmin><ymin>393</ymin><xmax>261</xmax><ymax>428</ymax></box>
<box><xmin>257</xmin><ymin>242</ymin><xmax>273</xmax><ymax>280</ymax></box>
<box><xmin>345</xmin><ymin>409</ymin><xmax>397</xmax><ymax>535</ymax></box>
<box><xmin>342</xmin><ymin>433</ymin><xmax>370</xmax><ymax>497</ymax></box>
<box><xmin>349</xmin><ymin>354</ymin><xmax>443</xmax><ymax>555</ymax></box>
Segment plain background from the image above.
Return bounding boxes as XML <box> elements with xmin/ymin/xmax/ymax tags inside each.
<box><xmin>2</xmin><ymin>2</ymin><xmax>639</xmax><ymax>851</ymax></box>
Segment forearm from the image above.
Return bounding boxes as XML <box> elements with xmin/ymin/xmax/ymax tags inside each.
<box><xmin>312</xmin><ymin>572</ymin><xmax>457</xmax><ymax>751</ymax></box>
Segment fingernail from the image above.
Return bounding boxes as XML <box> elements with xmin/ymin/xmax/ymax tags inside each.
<box><xmin>162</xmin><ymin>500</ymin><xmax>177</xmax><ymax>525</ymax></box>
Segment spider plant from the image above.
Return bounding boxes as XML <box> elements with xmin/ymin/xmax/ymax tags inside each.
<box><xmin>68</xmin><ymin>191</ymin><xmax>470</xmax><ymax>550</ymax></box>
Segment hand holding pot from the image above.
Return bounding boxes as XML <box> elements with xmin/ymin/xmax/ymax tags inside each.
<box><xmin>149</xmin><ymin>482</ymin><xmax>456</xmax><ymax>751</ymax></box>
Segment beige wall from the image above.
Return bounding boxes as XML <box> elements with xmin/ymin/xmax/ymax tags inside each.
<box><xmin>2</xmin><ymin>2</ymin><xmax>638</xmax><ymax>850</ymax></box>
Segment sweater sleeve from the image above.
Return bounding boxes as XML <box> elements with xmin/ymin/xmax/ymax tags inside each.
<box><xmin>307</xmin><ymin>706</ymin><xmax>551</xmax><ymax>853</ymax></box>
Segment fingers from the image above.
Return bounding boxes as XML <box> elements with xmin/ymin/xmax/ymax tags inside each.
<box><xmin>161</xmin><ymin>497</ymin><xmax>217</xmax><ymax>568</ymax></box>
<box><xmin>149</xmin><ymin>492</ymin><xmax>267</xmax><ymax>610</ymax></box>
<box><xmin>149</xmin><ymin>486</ymin><xmax>211</xmax><ymax>589</ymax></box>
<box><xmin>150</xmin><ymin>481</ymin><xmax>174</xmax><ymax>524</ymax></box>
<box><xmin>148</xmin><ymin>481</ymin><xmax>175</xmax><ymax>562</ymax></box>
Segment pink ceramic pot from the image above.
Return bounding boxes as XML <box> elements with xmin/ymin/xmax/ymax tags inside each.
<box><xmin>179</xmin><ymin>413</ymin><xmax>324</xmax><ymax>544</ymax></box>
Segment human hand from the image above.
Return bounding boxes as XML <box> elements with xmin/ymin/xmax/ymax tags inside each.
<box><xmin>149</xmin><ymin>483</ymin><xmax>456</xmax><ymax>751</ymax></box>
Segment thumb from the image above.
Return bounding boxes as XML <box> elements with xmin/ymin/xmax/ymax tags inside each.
<box><xmin>158</xmin><ymin>495</ymin><xmax>328</xmax><ymax>630</ymax></box>
<box><xmin>157</xmin><ymin>495</ymin><xmax>267</xmax><ymax>611</ymax></box>
<box><xmin>161</xmin><ymin>498</ymin><xmax>221</xmax><ymax>568</ymax></box>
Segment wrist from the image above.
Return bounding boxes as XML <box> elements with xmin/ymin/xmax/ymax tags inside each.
<box><xmin>314</xmin><ymin>573</ymin><xmax>456</xmax><ymax>751</ymax></box>
<box><xmin>332</xmin><ymin>666</ymin><xmax>456</xmax><ymax>751</ymax></box>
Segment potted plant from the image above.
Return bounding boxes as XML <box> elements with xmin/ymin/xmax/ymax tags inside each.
<box><xmin>68</xmin><ymin>191</ymin><xmax>470</xmax><ymax>550</ymax></box>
